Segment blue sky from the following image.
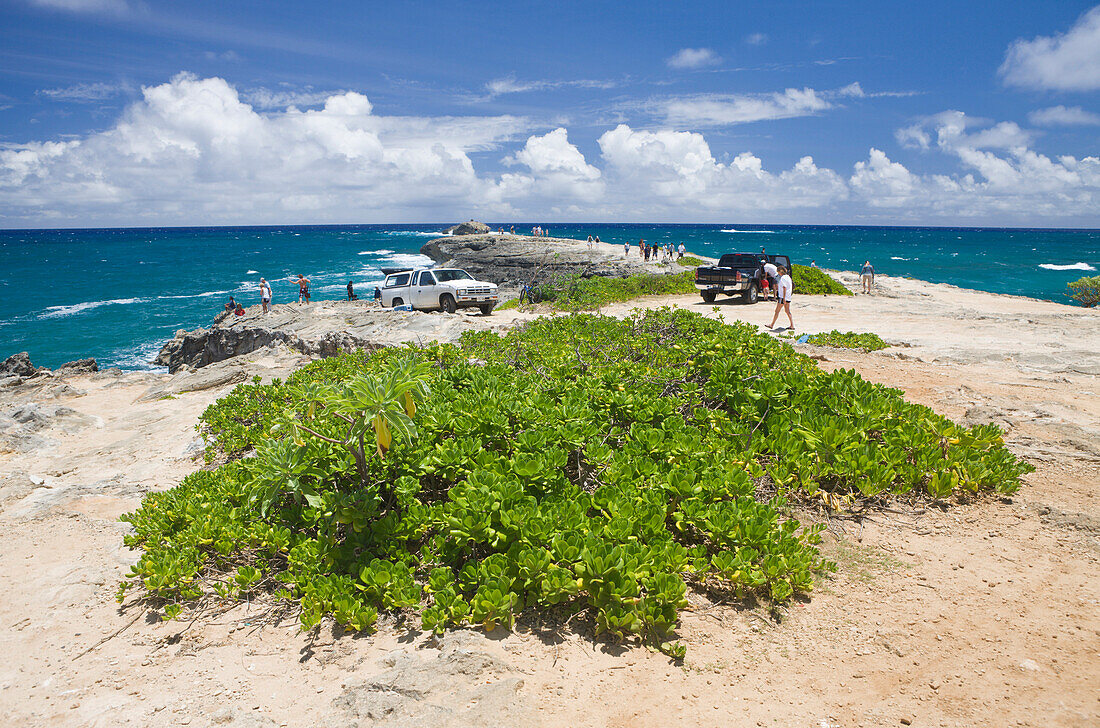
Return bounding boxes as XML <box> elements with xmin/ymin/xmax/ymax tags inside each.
<box><xmin>1</xmin><ymin>0</ymin><xmax>1098</xmax><ymax>227</ymax></box>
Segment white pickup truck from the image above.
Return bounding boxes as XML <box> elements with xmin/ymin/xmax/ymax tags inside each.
<box><xmin>380</xmin><ymin>268</ymin><xmax>499</xmax><ymax>314</ymax></box>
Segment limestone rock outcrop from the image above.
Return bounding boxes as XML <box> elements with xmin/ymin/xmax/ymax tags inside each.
<box><xmin>445</xmin><ymin>220</ymin><xmax>491</xmax><ymax>235</ymax></box>
<box><xmin>420</xmin><ymin>233</ymin><xmax>692</xmax><ymax>287</ymax></box>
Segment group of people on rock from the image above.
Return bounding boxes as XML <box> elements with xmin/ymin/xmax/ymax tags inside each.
<box><xmin>221</xmin><ymin>274</ymin><xmax>312</xmax><ymax>318</ymax></box>
<box><xmin>626</xmin><ymin>240</ymin><xmax>687</xmax><ymax>262</ymax></box>
<box><xmin>531</xmin><ymin>226</ymin><xmax>550</xmax><ymax>237</ymax></box>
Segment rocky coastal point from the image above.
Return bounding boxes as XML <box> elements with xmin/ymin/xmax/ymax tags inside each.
<box><xmin>153</xmin><ymin>223</ymin><xmax>699</xmax><ymax>373</ymax></box>
<box><xmin>421</xmin><ymin>229</ymin><xmax>690</xmax><ymax>287</ymax></box>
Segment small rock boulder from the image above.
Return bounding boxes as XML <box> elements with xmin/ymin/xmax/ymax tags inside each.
<box><xmin>447</xmin><ymin>220</ymin><xmax>491</xmax><ymax>236</ymax></box>
<box><xmin>57</xmin><ymin>358</ymin><xmax>98</xmax><ymax>375</ymax></box>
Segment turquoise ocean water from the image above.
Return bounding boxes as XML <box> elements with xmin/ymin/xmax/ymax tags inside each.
<box><xmin>2</xmin><ymin>224</ymin><xmax>1097</xmax><ymax>370</ymax></box>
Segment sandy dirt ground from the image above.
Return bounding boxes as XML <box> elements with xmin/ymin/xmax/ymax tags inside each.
<box><xmin>1</xmin><ymin>273</ymin><xmax>1097</xmax><ymax>728</ymax></box>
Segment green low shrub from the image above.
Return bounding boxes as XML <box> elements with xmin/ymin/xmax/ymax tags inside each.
<box><xmin>792</xmin><ymin>265</ymin><xmax>852</xmax><ymax>295</ymax></box>
<box><xmin>805</xmin><ymin>330</ymin><xmax>889</xmax><ymax>351</ymax></box>
<box><xmin>1067</xmin><ymin>275</ymin><xmax>1100</xmax><ymax>307</ymax></box>
<box><xmin>678</xmin><ymin>256</ymin><xmax>707</xmax><ymax>267</ymax></box>
<box><xmin>122</xmin><ymin>309</ymin><xmax>1030</xmax><ymax>654</ymax></box>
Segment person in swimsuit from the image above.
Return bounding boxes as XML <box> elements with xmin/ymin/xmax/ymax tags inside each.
<box><xmin>295</xmin><ymin>274</ymin><xmax>311</xmax><ymax>304</ymax></box>
<box><xmin>347</xmin><ymin>280</ymin><xmax>357</xmax><ymax>301</ymax></box>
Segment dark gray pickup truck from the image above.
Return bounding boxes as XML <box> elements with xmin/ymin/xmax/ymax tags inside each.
<box><xmin>694</xmin><ymin>253</ymin><xmax>792</xmax><ymax>303</ymax></box>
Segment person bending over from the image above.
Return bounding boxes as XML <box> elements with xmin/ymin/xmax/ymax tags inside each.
<box><xmin>768</xmin><ymin>265</ymin><xmax>794</xmax><ymax>330</ymax></box>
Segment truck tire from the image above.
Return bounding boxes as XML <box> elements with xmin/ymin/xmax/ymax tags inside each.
<box><xmin>478</xmin><ymin>303</ymin><xmax>495</xmax><ymax>315</ymax></box>
<box><xmin>392</xmin><ymin>297</ymin><xmax>404</xmax><ymax>307</ymax></box>
<box><xmin>743</xmin><ymin>284</ymin><xmax>759</xmax><ymax>304</ymax></box>
<box><xmin>701</xmin><ymin>290</ymin><xmax>717</xmax><ymax>303</ymax></box>
<box><xmin>440</xmin><ymin>293</ymin><xmax>457</xmax><ymax>314</ymax></box>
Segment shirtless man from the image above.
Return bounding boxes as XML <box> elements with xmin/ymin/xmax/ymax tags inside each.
<box><xmin>295</xmin><ymin>274</ymin><xmax>311</xmax><ymax>304</ymax></box>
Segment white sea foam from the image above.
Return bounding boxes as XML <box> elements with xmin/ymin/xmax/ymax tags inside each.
<box><xmin>39</xmin><ymin>298</ymin><xmax>144</xmax><ymax>319</ymax></box>
<box><xmin>246</xmin><ymin>269</ymin><xmax>258</xmax><ymax>274</ymax></box>
<box><xmin>109</xmin><ymin>339</ymin><xmax>166</xmax><ymax>371</ymax></box>
<box><xmin>380</xmin><ymin>231</ymin><xmax>448</xmax><ymax>237</ymax></box>
<box><xmin>1039</xmin><ymin>262</ymin><xmax>1096</xmax><ymax>271</ymax></box>
<box><xmin>381</xmin><ymin>253</ymin><xmax>434</xmax><ymax>269</ymax></box>
<box><xmin>158</xmin><ymin>289</ymin><xmax>235</xmax><ymax>300</ymax></box>
<box><xmin>359</xmin><ymin>249</ymin><xmax>395</xmax><ymax>255</ymax></box>
<box><xmin>721</xmin><ymin>229</ymin><xmax>776</xmax><ymax>234</ymax></box>
<box><xmin>890</xmin><ymin>256</ymin><xmax>914</xmax><ymax>261</ymax></box>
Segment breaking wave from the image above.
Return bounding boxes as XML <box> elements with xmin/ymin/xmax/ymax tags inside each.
<box><xmin>1038</xmin><ymin>262</ymin><xmax>1096</xmax><ymax>271</ymax></box>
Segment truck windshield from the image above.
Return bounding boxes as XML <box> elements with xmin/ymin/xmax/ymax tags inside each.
<box><xmin>434</xmin><ymin>269</ymin><xmax>474</xmax><ymax>283</ymax></box>
<box><xmin>717</xmin><ymin>254</ymin><xmax>761</xmax><ymax>268</ymax></box>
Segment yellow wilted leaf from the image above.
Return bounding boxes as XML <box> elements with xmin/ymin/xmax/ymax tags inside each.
<box><xmin>374</xmin><ymin>415</ymin><xmax>392</xmax><ymax>454</ymax></box>
<box><xmin>403</xmin><ymin>391</ymin><xmax>416</xmax><ymax>418</ymax></box>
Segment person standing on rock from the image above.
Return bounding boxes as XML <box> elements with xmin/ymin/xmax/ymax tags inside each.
<box><xmin>295</xmin><ymin>274</ymin><xmax>311</xmax><ymax>305</ymax></box>
<box><xmin>624</xmin><ymin>241</ymin><xmax>630</xmax><ymax>258</ymax></box>
<box><xmin>678</xmin><ymin>243</ymin><xmax>686</xmax><ymax>260</ymax></box>
<box><xmin>860</xmin><ymin>260</ymin><xmax>875</xmax><ymax>294</ymax></box>
<box><xmin>259</xmin><ymin>278</ymin><xmax>272</xmax><ymax>314</ymax></box>
<box><xmin>587</xmin><ymin>235</ymin><xmax>594</xmax><ymax>251</ymax></box>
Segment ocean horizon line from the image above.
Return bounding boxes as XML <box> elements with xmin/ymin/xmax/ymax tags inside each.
<box><xmin>3</xmin><ymin>222</ymin><xmax>1100</xmax><ymax>234</ymax></box>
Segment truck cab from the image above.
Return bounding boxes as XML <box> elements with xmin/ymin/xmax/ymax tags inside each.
<box><xmin>380</xmin><ymin>268</ymin><xmax>499</xmax><ymax>314</ymax></box>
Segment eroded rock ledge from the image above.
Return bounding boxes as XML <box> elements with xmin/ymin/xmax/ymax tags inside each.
<box><xmin>153</xmin><ymin>300</ymin><xmax>503</xmax><ymax>373</ymax></box>
<box><xmin>420</xmin><ymin>233</ymin><xmax>692</xmax><ymax>287</ymax></box>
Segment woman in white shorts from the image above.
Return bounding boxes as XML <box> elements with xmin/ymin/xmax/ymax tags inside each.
<box><xmin>768</xmin><ymin>265</ymin><xmax>794</xmax><ymax>330</ymax></box>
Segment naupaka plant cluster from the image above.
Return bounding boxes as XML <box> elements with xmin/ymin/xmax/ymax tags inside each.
<box><xmin>121</xmin><ymin>309</ymin><xmax>1031</xmax><ymax>655</ymax></box>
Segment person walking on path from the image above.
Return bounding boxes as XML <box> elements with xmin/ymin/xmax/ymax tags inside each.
<box><xmin>259</xmin><ymin>278</ymin><xmax>272</xmax><ymax>314</ymax></box>
<box><xmin>677</xmin><ymin>242</ymin><xmax>686</xmax><ymax>260</ymax></box>
<box><xmin>860</xmin><ymin>260</ymin><xmax>875</xmax><ymax>294</ymax></box>
<box><xmin>768</xmin><ymin>265</ymin><xmax>794</xmax><ymax>330</ymax></box>
<box><xmin>295</xmin><ymin>274</ymin><xmax>311</xmax><ymax>304</ymax></box>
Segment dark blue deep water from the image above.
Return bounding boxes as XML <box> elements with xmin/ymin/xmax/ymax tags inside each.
<box><xmin>2</xmin><ymin>224</ymin><xmax>1097</xmax><ymax>369</ymax></box>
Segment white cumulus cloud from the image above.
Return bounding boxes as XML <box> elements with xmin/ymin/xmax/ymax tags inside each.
<box><xmin>850</xmin><ymin>113</ymin><xmax>1100</xmax><ymax>220</ymax></box>
<box><xmin>3</xmin><ymin>73</ymin><xmax>1099</xmax><ymax>226</ymax></box>
<box><xmin>0</xmin><ymin>73</ymin><xmax>529</xmax><ymax>226</ymax></box>
<box><xmin>661</xmin><ymin>88</ymin><xmax>831</xmax><ymax>126</ymax></box>
<box><xmin>596</xmin><ymin>124</ymin><xmax>848</xmax><ymax>215</ymax></box>
<box><xmin>499</xmin><ymin>128</ymin><xmax>604</xmax><ymax>207</ymax></box>
<box><xmin>999</xmin><ymin>5</ymin><xmax>1100</xmax><ymax>91</ymax></box>
<box><xmin>666</xmin><ymin>48</ymin><xmax>721</xmax><ymax>70</ymax></box>
<box><xmin>1028</xmin><ymin>105</ymin><xmax>1100</xmax><ymax>126</ymax></box>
